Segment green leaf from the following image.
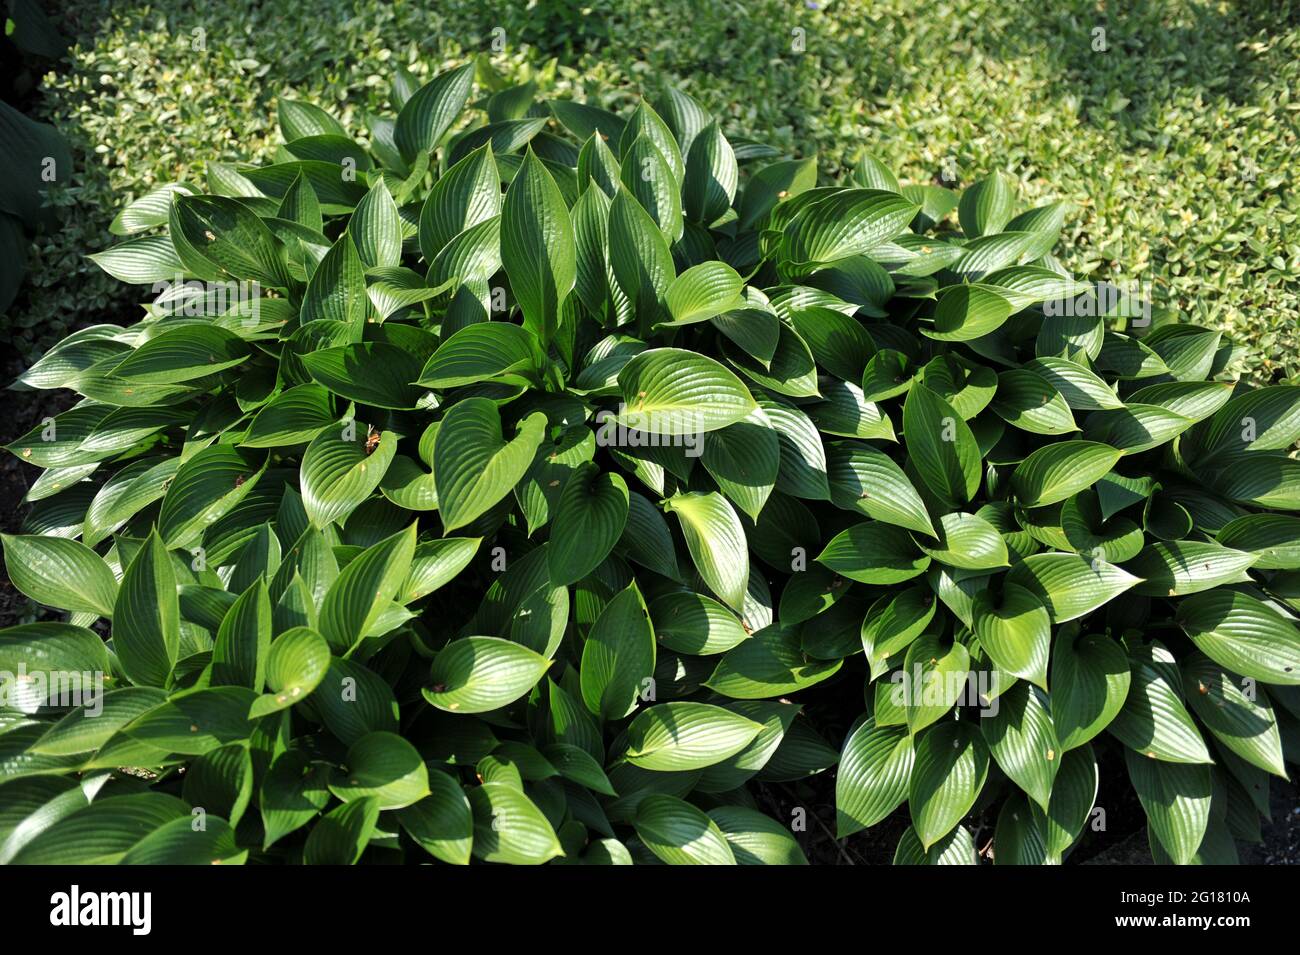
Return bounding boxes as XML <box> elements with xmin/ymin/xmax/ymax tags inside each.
<box><xmin>112</xmin><ymin>325</ymin><xmax>249</xmax><ymax>383</ymax></box>
<box><xmin>580</xmin><ymin>582</ymin><xmax>656</xmax><ymax>720</ymax></box>
<box><xmin>616</xmin><ymin>347</ymin><xmax>757</xmax><ymax>436</ymax></box>
<box><xmin>1108</xmin><ymin>644</ymin><xmax>1212</xmax><ymax>764</ymax></box>
<box><xmin>608</xmin><ymin>184</ymin><xmax>675</xmax><ymax>326</ymax></box>
<box><xmin>903</xmin><ymin>383</ymin><xmax>981</xmax><ymax>507</ymax></box>
<box><xmin>398</xmin><ymin>771</ymin><xmax>474</xmax><ymax>865</ymax></box>
<box><xmin>1175</xmin><ymin>590</ymin><xmax>1300</xmax><ymax>684</ymax></box>
<box><xmin>665</xmin><ymin>491</ymin><xmax>750</xmax><ymax>612</ymax></box>
<box><xmin>816</xmin><ymin>521</ymin><xmax>930</xmax><ymax>585</ymax></box>
<box><xmin>432</xmin><ymin>399</ymin><xmax>547</xmax><ymax>532</ymax></box>
<box><xmin>625</xmin><ymin>702</ymin><xmax>763</xmax><ymax>771</ymax></box>
<box><xmin>318</xmin><ymin>524</ymin><xmax>417</xmax><ymax>653</ymax></box>
<box><xmin>958</xmin><ymin>171</ymin><xmax>1015</xmax><ymax>238</ymax></box>
<box><xmin>1050</xmin><ymin>630</ymin><xmax>1131</xmax><ymax>750</ymax></box>
<box><xmin>1124</xmin><ymin>749</ymin><xmax>1211</xmax><ymax>866</ymax></box>
<box><xmin>303</xmin><ymin>796</ymin><xmax>380</xmax><ymax>865</ymax></box>
<box><xmin>634</xmin><ymin>793</ymin><xmax>735</xmax><ymax>865</ymax></box>
<box><xmin>249</xmin><ymin>626</ymin><xmax>331</xmax><ymax>718</ymax></box>
<box><xmin>425</xmin><ymin>636</ymin><xmax>552</xmax><ymax>714</ymax></box>
<box><xmin>121</xmin><ymin>686</ymin><xmax>257</xmax><ymax>756</ymax></box>
<box><xmin>1004</xmin><ymin>552</ymin><xmax>1142</xmax><ymax>623</ymax></box>
<box><xmin>10</xmin><ymin>793</ymin><xmax>188</xmax><ymax>864</ymax></box>
<box><xmin>302</xmin><ymin>341</ymin><xmax>426</xmax><ymax>410</ymax></box>
<box><xmin>909</xmin><ymin>721</ymin><xmax>990</xmax><ymax>850</ymax></box>
<box><xmin>782</xmin><ymin>189</ymin><xmax>919</xmax><ymax>268</ymax></box>
<box><xmin>649</xmin><ymin>591</ymin><xmax>749</xmax><ymax>656</ymax></box>
<box><xmin>172</xmin><ymin>194</ymin><xmax>290</xmax><ymax>287</ymax></box>
<box><xmin>970</xmin><ymin>582</ymin><xmax>1050</xmax><ymax>688</ymax></box>
<box><xmin>700</xmin><ymin>411</ymin><xmax>779</xmax><ymax>522</ymax></box>
<box><xmin>927</xmin><ymin>284</ymin><xmax>1015</xmax><ymax>341</ymax></box>
<box><xmin>620</xmin><ymin>134</ymin><xmax>683</xmax><ymax>243</ymax></box>
<box><xmin>112</xmin><ymin>529</ymin><xmax>179</xmax><ymax>687</ymax></box>
<box><xmin>393</xmin><ymin>63</ymin><xmax>475</xmax><ymax>163</ymax></box>
<box><xmin>663</xmin><ymin>262</ymin><xmax>746</xmax><ymax>326</ymax></box>
<box><xmin>350</xmin><ymin>177</ymin><xmax>401</xmax><ymax>269</ymax></box>
<box><xmin>683</xmin><ymin>122</ymin><xmax>738</xmax><ymax>223</ymax></box>
<box><xmin>826</xmin><ymin>443</ymin><xmax>934</xmax><ymax>536</ymax></box>
<box><xmin>501</xmin><ymin>149</ymin><xmax>576</xmax><ymax>343</ymax></box>
<box><xmin>242</xmin><ymin>383</ymin><xmax>338</xmax><ymax>448</ymax></box>
<box><xmin>211</xmin><ymin>579</ymin><xmax>270</xmax><ymax>690</ymax></box>
<box><xmin>419</xmin><ymin>142</ymin><xmax>500</xmax><ymax>260</ymax></box>
<box><xmin>548</xmin><ymin>463</ymin><xmax>629</xmax><ymax>586</ymax></box>
<box><xmin>467</xmin><ymin>781</ymin><xmax>563</xmax><ymax>864</ymax></box>
<box><xmin>1</xmin><ymin>534</ymin><xmax>116</xmax><ymax>617</ymax></box>
<box><xmin>836</xmin><ymin>719</ymin><xmax>914</xmax><ymax>837</ymax></box>
<box><xmin>901</xmin><ymin>633</ymin><xmax>971</xmax><ymax>734</ymax></box>
<box><xmin>158</xmin><ymin>445</ymin><xmax>266</xmax><ymax>549</ymax></box>
<box><xmin>916</xmin><ymin>511</ymin><xmax>1009</xmax><ymax>570</ymax></box>
<box><xmin>981</xmin><ymin>682</ymin><xmax>1059</xmax><ymax>810</ymax></box>
<box><xmin>417</xmin><ymin>321</ymin><xmax>542</xmax><ymax>389</ymax></box>
<box><xmin>706</xmin><ymin>625</ymin><xmax>842</xmax><ymax>699</ymax></box>
<box><xmin>708</xmin><ymin>805</ymin><xmax>808</xmax><ymax>865</ymax></box>
<box><xmin>260</xmin><ymin>750</ymin><xmax>331</xmax><ymax>849</ymax></box>
<box><xmin>301</xmin><ymin>233</ymin><xmax>368</xmax><ymax>326</ymax></box>
<box><xmin>328</xmin><ymin>731</ymin><xmax>429</xmax><ymax>809</ymax></box>
<box><xmin>1184</xmin><ymin>654</ymin><xmax>1286</xmax><ymax>776</ymax></box>
<box><xmin>300</xmin><ymin>426</ymin><xmax>397</xmax><ymax>528</ymax></box>
<box><xmin>1011</xmin><ymin>441</ymin><xmax>1124</xmax><ymax>507</ymax></box>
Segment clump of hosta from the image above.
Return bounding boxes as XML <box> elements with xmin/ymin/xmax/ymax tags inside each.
<box><xmin>3</xmin><ymin>60</ymin><xmax>1299</xmax><ymax>866</ymax></box>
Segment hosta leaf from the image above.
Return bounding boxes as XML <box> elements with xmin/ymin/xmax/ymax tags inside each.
<box><xmin>548</xmin><ymin>463</ymin><xmax>629</xmax><ymax>586</ymax></box>
<box><xmin>816</xmin><ymin>521</ymin><xmax>930</xmax><ymax>585</ymax></box>
<box><xmin>318</xmin><ymin>523</ymin><xmax>417</xmax><ymax>653</ymax></box>
<box><xmin>958</xmin><ymin>171</ymin><xmax>1014</xmax><ymax>238</ymax></box>
<box><xmin>1124</xmin><ymin>749</ymin><xmax>1211</xmax><ymax>866</ymax></box>
<box><xmin>1011</xmin><ymin>441</ymin><xmax>1123</xmax><ymax>507</ymax></box>
<box><xmin>328</xmin><ymin>731</ymin><xmax>429</xmax><ymax>809</ymax></box>
<box><xmin>211</xmin><ymin>580</ymin><xmax>270</xmax><ymax>690</ymax></box>
<box><xmin>665</xmin><ymin>491</ymin><xmax>749</xmax><ymax>612</ymax></box>
<box><xmin>699</xmin><ymin>411</ymin><xmax>779</xmax><ymax>522</ymax></box>
<box><xmin>467</xmin><ymin>781</ymin><xmax>563</xmax><ymax>865</ymax></box>
<box><xmin>350</xmin><ymin>177</ymin><xmax>401</xmax><ymax>269</ymax></box>
<box><xmin>112</xmin><ymin>529</ymin><xmax>179</xmax><ymax>687</ymax></box>
<box><xmin>501</xmin><ymin>149</ymin><xmax>576</xmax><ymax>343</ymax></box>
<box><xmin>634</xmin><ymin>794</ymin><xmax>735</xmax><ymax>865</ymax></box>
<box><xmin>625</xmin><ymin>702</ymin><xmax>763</xmax><ymax>771</ymax></box>
<box><xmin>112</xmin><ymin>325</ymin><xmax>249</xmax><ymax>383</ymax></box>
<box><xmin>683</xmin><ymin>122</ymin><xmax>738</xmax><ymax>224</ymax></box>
<box><xmin>981</xmin><ymin>682</ymin><xmax>1059</xmax><ymax>810</ymax></box>
<box><xmin>1004</xmin><ymin>553</ymin><xmax>1141</xmax><ymax>623</ymax></box>
<box><xmin>1175</xmin><ymin>590</ymin><xmax>1300</xmax><ymax>685</ymax></box>
<box><xmin>172</xmin><ymin>195</ymin><xmax>290</xmax><ymax>287</ymax></box>
<box><xmin>417</xmin><ymin>322</ymin><xmax>542</xmax><ymax>389</ymax></box>
<box><xmin>10</xmin><ymin>793</ymin><xmax>189</xmax><ymax>865</ymax></box>
<box><xmin>302</xmin><ymin>342</ymin><xmax>426</xmax><ymax>410</ymax></box>
<box><xmin>300</xmin><ymin>426</ymin><xmax>396</xmax><ymax>528</ymax></box>
<box><xmin>393</xmin><ymin>63</ymin><xmax>474</xmax><ymax>162</ymax></box>
<box><xmin>1184</xmin><ymin>654</ymin><xmax>1286</xmax><ymax>776</ymax></box>
<box><xmin>909</xmin><ymin>721</ymin><xmax>990</xmax><ymax>850</ymax></box>
<box><xmin>826</xmin><ymin>443</ymin><xmax>934</xmax><ymax>536</ymax></box>
<box><xmin>971</xmin><ymin>582</ymin><xmax>1050</xmax><ymax>688</ymax></box>
<box><xmin>903</xmin><ymin>383</ymin><xmax>981</xmax><ymax>507</ymax></box>
<box><xmin>1108</xmin><ymin>644</ymin><xmax>1212</xmax><ymax>764</ymax></box>
<box><xmin>616</xmin><ymin>348</ymin><xmax>757</xmax><ymax>436</ymax></box>
<box><xmin>1</xmin><ymin>534</ymin><xmax>117</xmax><ymax>617</ymax></box>
<box><xmin>580</xmin><ymin>582</ymin><xmax>655</xmax><ymax>720</ymax></box>
<box><xmin>432</xmin><ymin>399</ymin><xmax>547</xmax><ymax>532</ymax></box>
<box><xmin>398</xmin><ymin>771</ymin><xmax>474</xmax><ymax>865</ymax></box>
<box><xmin>303</xmin><ymin>796</ymin><xmax>380</xmax><ymax>865</ymax></box>
<box><xmin>158</xmin><ymin>445</ymin><xmax>266</xmax><ymax>549</ymax></box>
<box><xmin>249</xmin><ymin>626</ymin><xmax>331</xmax><ymax>718</ymax></box>
<box><xmin>663</xmin><ymin>261</ymin><xmax>746</xmax><ymax>326</ymax></box>
<box><xmin>916</xmin><ymin>511</ymin><xmax>1009</xmax><ymax>570</ymax></box>
<box><xmin>425</xmin><ymin>636</ymin><xmax>551</xmax><ymax>714</ymax></box>
<box><xmin>650</xmin><ymin>591</ymin><xmax>749</xmax><ymax>656</ymax></box>
<box><xmin>901</xmin><ymin>633</ymin><xmax>971</xmax><ymax>734</ymax></box>
<box><xmin>836</xmin><ymin>719</ymin><xmax>914</xmax><ymax>837</ymax></box>
<box><xmin>706</xmin><ymin>625</ymin><xmax>842</xmax><ymax>699</ymax></box>
<box><xmin>1050</xmin><ymin>630</ymin><xmax>1131</xmax><ymax>750</ymax></box>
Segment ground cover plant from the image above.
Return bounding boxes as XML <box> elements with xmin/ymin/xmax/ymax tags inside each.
<box><xmin>2</xmin><ymin>59</ymin><xmax>1300</xmax><ymax>866</ymax></box>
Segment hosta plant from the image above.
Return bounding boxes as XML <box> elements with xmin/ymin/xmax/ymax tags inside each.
<box><xmin>3</xmin><ymin>61</ymin><xmax>1300</xmax><ymax>866</ymax></box>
